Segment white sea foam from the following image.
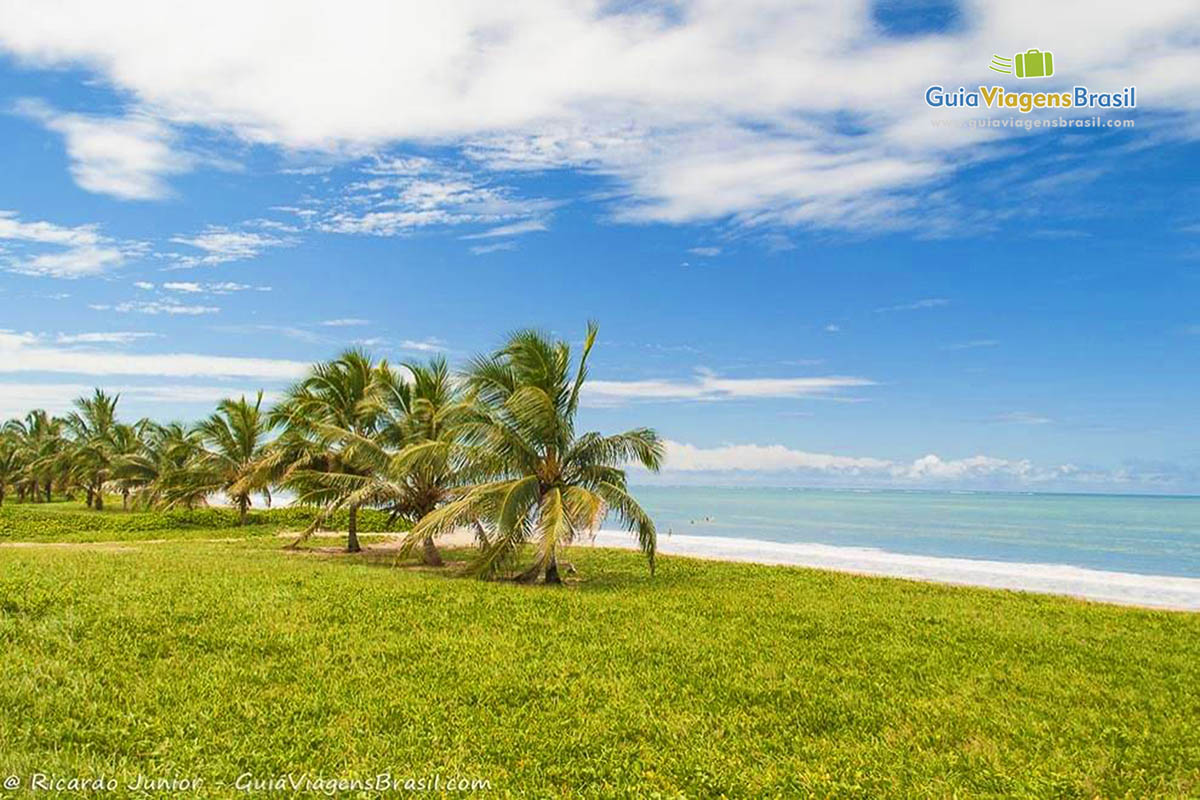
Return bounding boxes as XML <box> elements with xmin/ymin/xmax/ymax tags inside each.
<box><xmin>591</xmin><ymin>530</ymin><xmax>1200</xmax><ymax>611</ymax></box>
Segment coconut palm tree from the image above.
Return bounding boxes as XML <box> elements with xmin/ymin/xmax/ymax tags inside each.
<box><xmin>266</xmin><ymin>350</ymin><xmax>393</xmax><ymax>552</ymax></box>
<box><xmin>166</xmin><ymin>393</ymin><xmax>272</xmax><ymax>524</ymax></box>
<box><xmin>125</xmin><ymin>422</ymin><xmax>204</xmax><ymax>510</ymax></box>
<box><xmin>289</xmin><ymin>356</ymin><xmax>476</xmax><ymax>565</ymax></box>
<box><xmin>411</xmin><ymin>323</ymin><xmax>664</xmax><ymax>583</ymax></box>
<box><xmin>65</xmin><ymin>391</ymin><xmax>122</xmax><ymax>510</ymax></box>
<box><xmin>109</xmin><ymin>421</ymin><xmax>148</xmax><ymax>510</ymax></box>
<box><xmin>6</xmin><ymin>410</ymin><xmax>66</xmax><ymax>503</ymax></box>
<box><xmin>0</xmin><ymin>429</ymin><xmax>22</xmax><ymax>507</ymax></box>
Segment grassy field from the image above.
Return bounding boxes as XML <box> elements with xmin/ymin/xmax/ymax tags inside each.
<box><xmin>1</xmin><ymin>504</ymin><xmax>1198</xmax><ymax>797</ymax></box>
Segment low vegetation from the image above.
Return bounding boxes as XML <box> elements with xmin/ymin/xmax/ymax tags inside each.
<box><xmin>0</xmin><ymin>500</ymin><xmax>405</xmax><ymax>543</ymax></box>
<box><xmin>1</xmin><ymin>505</ymin><xmax>1198</xmax><ymax>797</ymax></box>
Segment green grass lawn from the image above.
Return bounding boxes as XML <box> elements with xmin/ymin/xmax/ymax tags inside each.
<box><xmin>1</xmin><ymin>505</ymin><xmax>1198</xmax><ymax>797</ymax></box>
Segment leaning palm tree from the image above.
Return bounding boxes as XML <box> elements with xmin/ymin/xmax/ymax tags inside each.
<box><xmin>411</xmin><ymin>323</ymin><xmax>664</xmax><ymax>583</ymax></box>
<box><xmin>265</xmin><ymin>350</ymin><xmax>393</xmax><ymax>552</ymax></box>
<box><xmin>165</xmin><ymin>393</ymin><xmax>272</xmax><ymax>524</ymax></box>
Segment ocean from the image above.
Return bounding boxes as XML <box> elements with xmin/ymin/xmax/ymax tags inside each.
<box><xmin>597</xmin><ymin>486</ymin><xmax>1200</xmax><ymax>609</ymax></box>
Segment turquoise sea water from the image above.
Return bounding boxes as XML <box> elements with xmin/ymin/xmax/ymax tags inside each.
<box><xmin>630</xmin><ymin>487</ymin><xmax>1200</xmax><ymax>579</ymax></box>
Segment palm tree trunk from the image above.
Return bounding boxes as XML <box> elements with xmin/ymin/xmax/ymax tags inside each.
<box><xmin>422</xmin><ymin>535</ymin><xmax>444</xmax><ymax>566</ymax></box>
<box><xmin>238</xmin><ymin>496</ymin><xmax>248</xmax><ymax>526</ymax></box>
<box><xmin>45</xmin><ymin>482</ymin><xmax>52</xmax><ymax>503</ymax></box>
<box><xmin>93</xmin><ymin>483</ymin><xmax>104</xmax><ymax>511</ymax></box>
<box><xmin>544</xmin><ymin>553</ymin><xmax>562</xmax><ymax>585</ymax></box>
<box><xmin>122</xmin><ymin>489</ymin><xmax>129</xmax><ymax>511</ymax></box>
<box><xmin>84</xmin><ymin>487</ymin><xmax>93</xmax><ymax>508</ymax></box>
<box><xmin>0</xmin><ymin>486</ymin><xmax>5</xmax><ymax>507</ymax></box>
<box><xmin>346</xmin><ymin>505</ymin><xmax>361</xmax><ymax>553</ymax></box>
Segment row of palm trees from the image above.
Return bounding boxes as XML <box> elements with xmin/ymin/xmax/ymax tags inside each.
<box><xmin>0</xmin><ymin>325</ymin><xmax>664</xmax><ymax>582</ymax></box>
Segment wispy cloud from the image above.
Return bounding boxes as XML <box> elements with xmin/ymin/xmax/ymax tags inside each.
<box><xmin>162</xmin><ymin>281</ymin><xmax>264</xmax><ymax>294</ymax></box>
<box><xmin>584</xmin><ymin>369</ymin><xmax>873</xmax><ymax>405</ymax></box>
<box><xmin>312</xmin><ymin>156</ymin><xmax>554</xmax><ymax>238</ymax></box>
<box><xmin>469</xmin><ymin>241</ymin><xmax>517</xmax><ymax>255</ymax></box>
<box><xmin>0</xmin><ymin>381</ymin><xmax>282</xmax><ymax>418</ymax></box>
<box><xmin>216</xmin><ymin>324</ymin><xmax>325</xmax><ymax>344</ymax></box>
<box><xmin>461</xmin><ymin>219</ymin><xmax>548</xmax><ymax>239</ymax></box>
<box><xmin>90</xmin><ymin>301</ymin><xmax>219</xmax><ymax>315</ymax></box>
<box><xmin>167</xmin><ymin>224</ymin><xmax>295</xmax><ymax>268</ymax></box>
<box><xmin>687</xmin><ymin>246</ymin><xmax>721</xmax><ymax>257</ymax></box>
<box><xmin>0</xmin><ymin>330</ymin><xmax>305</xmax><ymax>379</ymax></box>
<box><xmin>399</xmin><ymin>338</ymin><xmax>447</xmax><ymax>353</ymax></box>
<box><xmin>992</xmin><ymin>411</ymin><xmax>1053</xmax><ymax>425</ymax></box>
<box><xmin>0</xmin><ymin>210</ymin><xmax>143</xmax><ymax>278</ymax></box>
<box><xmin>320</xmin><ymin>318</ymin><xmax>369</xmax><ymax>327</ymax></box>
<box><xmin>941</xmin><ymin>339</ymin><xmax>998</xmax><ymax>351</ymax></box>
<box><xmin>55</xmin><ymin>331</ymin><xmax>158</xmax><ymax>345</ymax></box>
<box><xmin>875</xmin><ymin>298</ymin><xmax>949</xmax><ymax>313</ymax></box>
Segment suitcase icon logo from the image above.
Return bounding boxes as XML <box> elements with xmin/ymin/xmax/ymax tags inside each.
<box><xmin>989</xmin><ymin>49</ymin><xmax>1055</xmax><ymax>79</ymax></box>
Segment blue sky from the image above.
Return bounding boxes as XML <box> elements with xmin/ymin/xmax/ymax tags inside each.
<box><xmin>0</xmin><ymin>1</ymin><xmax>1198</xmax><ymax>492</ymax></box>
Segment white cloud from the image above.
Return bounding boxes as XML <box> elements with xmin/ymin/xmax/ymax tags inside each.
<box><xmin>0</xmin><ymin>210</ymin><xmax>141</xmax><ymax>278</ymax></box>
<box><xmin>156</xmin><ymin>280</ymin><xmax>259</xmax><ymax>295</ymax></box>
<box><xmin>0</xmin><ymin>329</ymin><xmax>306</xmax><ymax>379</ymax></box>
<box><xmin>90</xmin><ymin>301</ymin><xmax>219</xmax><ymax>315</ymax></box>
<box><xmin>320</xmin><ymin>318</ymin><xmax>369</xmax><ymax>327</ymax></box>
<box><xmin>469</xmin><ymin>241</ymin><xmax>517</xmax><ymax>255</ymax></box>
<box><xmin>687</xmin><ymin>246</ymin><xmax>721</xmax><ymax>257</ymax></box>
<box><xmin>56</xmin><ymin>331</ymin><xmax>158</xmax><ymax>345</ymax></box>
<box><xmin>0</xmin><ymin>381</ymin><xmax>281</xmax><ymax>418</ymax></box>
<box><xmin>942</xmin><ymin>339</ymin><xmax>998</xmax><ymax>351</ymax></box>
<box><xmin>992</xmin><ymin>411</ymin><xmax>1053</xmax><ymax>425</ymax></box>
<box><xmin>221</xmin><ymin>324</ymin><xmax>324</xmax><ymax>344</ymax></box>
<box><xmin>211</xmin><ymin>282</ymin><xmax>261</xmax><ymax>293</ymax></box>
<box><xmin>133</xmin><ymin>281</ymin><xmax>155</xmax><ymax>290</ymax></box>
<box><xmin>1</xmin><ymin>3</ymin><xmax>1195</xmax><ymax>232</ymax></box>
<box><xmin>662</xmin><ymin>441</ymin><xmax>892</xmax><ymax>473</ymax></box>
<box><xmin>168</xmin><ymin>225</ymin><xmax>295</xmax><ymax>268</ymax></box>
<box><xmin>398</xmin><ymin>338</ymin><xmax>447</xmax><ymax>353</ymax></box>
<box><xmin>461</xmin><ymin>219</ymin><xmax>548</xmax><ymax>239</ymax></box>
<box><xmin>823</xmin><ymin>324</ymin><xmax>841</xmax><ymax>333</ymax></box>
<box><xmin>15</xmin><ymin>99</ymin><xmax>193</xmax><ymax>201</ymax></box>
<box><xmin>875</xmin><ymin>298</ymin><xmax>949</xmax><ymax>313</ymax></box>
<box><xmin>313</xmin><ymin>158</ymin><xmax>553</xmax><ymax>238</ymax></box>
<box><xmin>657</xmin><ymin>440</ymin><xmax>1080</xmax><ymax>485</ymax></box>
<box><xmin>584</xmin><ymin>369</ymin><xmax>873</xmax><ymax>404</ymax></box>
<box><xmin>899</xmin><ymin>453</ymin><xmax>1035</xmax><ymax>481</ymax></box>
